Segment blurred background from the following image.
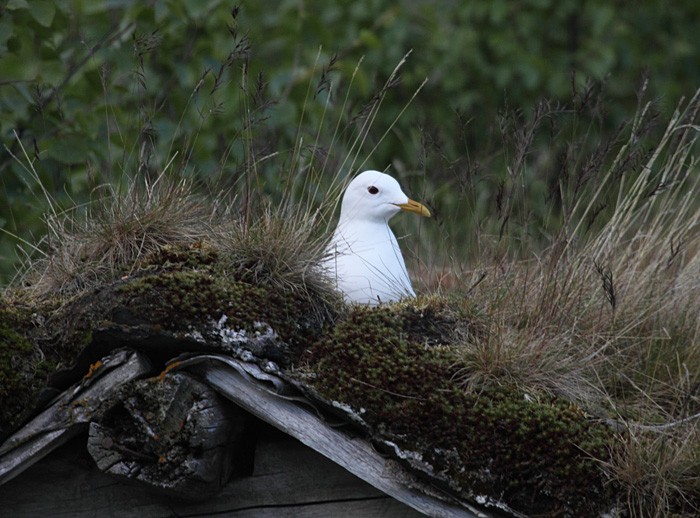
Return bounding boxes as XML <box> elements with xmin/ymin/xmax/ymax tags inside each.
<box><xmin>2</xmin><ymin>0</ymin><xmax>700</xmax><ymax>284</ymax></box>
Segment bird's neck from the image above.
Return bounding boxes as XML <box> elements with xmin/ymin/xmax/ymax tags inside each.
<box><xmin>337</xmin><ymin>215</ymin><xmax>389</xmax><ymax>231</ymax></box>
<box><xmin>334</xmin><ymin>216</ymin><xmax>398</xmax><ymax>247</ymax></box>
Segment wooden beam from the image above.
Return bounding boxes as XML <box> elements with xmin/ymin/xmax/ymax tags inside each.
<box><xmin>0</xmin><ymin>349</ymin><xmax>151</xmax><ymax>485</ymax></box>
<box><xmin>0</xmin><ymin>428</ymin><xmax>423</xmax><ymax>517</ymax></box>
<box><xmin>179</xmin><ymin>355</ymin><xmax>490</xmax><ymax>518</ymax></box>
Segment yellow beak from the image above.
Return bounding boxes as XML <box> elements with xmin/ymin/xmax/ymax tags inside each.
<box><xmin>396</xmin><ymin>199</ymin><xmax>431</xmax><ymax>218</ymax></box>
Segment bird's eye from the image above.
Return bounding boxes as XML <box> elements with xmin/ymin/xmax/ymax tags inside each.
<box><xmin>367</xmin><ymin>186</ymin><xmax>379</xmax><ymax>195</ymax></box>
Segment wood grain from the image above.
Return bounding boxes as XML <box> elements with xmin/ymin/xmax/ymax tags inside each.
<box><xmin>0</xmin><ymin>349</ymin><xmax>151</xmax><ymax>485</ymax></box>
<box><xmin>0</xmin><ymin>426</ymin><xmax>422</xmax><ymax>517</ymax></box>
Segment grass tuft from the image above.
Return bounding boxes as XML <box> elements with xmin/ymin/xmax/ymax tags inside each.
<box><xmin>215</xmin><ymin>202</ymin><xmax>339</xmax><ymax>313</ymax></box>
<box><xmin>18</xmin><ymin>173</ymin><xmax>212</xmax><ymax>298</ymax></box>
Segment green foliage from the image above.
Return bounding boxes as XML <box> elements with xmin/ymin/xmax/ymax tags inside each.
<box><xmin>2</xmin><ymin>1</ymin><xmax>700</xmax><ymax>282</ymax></box>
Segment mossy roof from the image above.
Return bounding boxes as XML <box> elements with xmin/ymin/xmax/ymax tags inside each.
<box><xmin>0</xmin><ymin>243</ymin><xmax>617</xmax><ymax>516</ymax></box>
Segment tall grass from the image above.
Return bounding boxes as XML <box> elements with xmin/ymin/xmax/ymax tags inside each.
<box><xmin>437</xmin><ymin>91</ymin><xmax>700</xmax><ymax>515</ymax></box>
<box><xmin>17</xmin><ymin>172</ymin><xmax>212</xmax><ymax>297</ymax></box>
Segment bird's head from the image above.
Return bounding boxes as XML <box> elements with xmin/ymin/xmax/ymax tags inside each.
<box><xmin>339</xmin><ymin>170</ymin><xmax>431</xmax><ymax>223</ymax></box>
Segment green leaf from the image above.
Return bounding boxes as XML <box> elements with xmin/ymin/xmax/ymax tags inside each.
<box><xmin>6</xmin><ymin>0</ymin><xmax>30</xmax><ymax>10</ymax></box>
<box><xmin>358</xmin><ymin>29</ymin><xmax>381</xmax><ymax>49</ymax></box>
<box><xmin>44</xmin><ymin>135</ymin><xmax>91</xmax><ymax>165</ymax></box>
<box><xmin>28</xmin><ymin>0</ymin><xmax>56</xmax><ymax>27</ymax></box>
<box><xmin>0</xmin><ymin>21</ymin><xmax>13</xmax><ymax>50</ymax></box>
<box><xmin>37</xmin><ymin>59</ymin><xmax>64</xmax><ymax>85</ymax></box>
<box><xmin>0</xmin><ymin>55</ymin><xmax>39</xmax><ymax>82</ymax></box>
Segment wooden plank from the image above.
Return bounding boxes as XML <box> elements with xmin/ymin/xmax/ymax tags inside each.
<box><xmin>0</xmin><ymin>349</ymin><xmax>151</xmax><ymax>485</ymax></box>
<box><xmin>189</xmin><ymin>426</ymin><xmax>406</xmax><ymax>511</ymax></box>
<box><xmin>211</xmin><ymin>498</ymin><xmax>419</xmax><ymax>518</ymax></box>
<box><xmin>0</xmin><ymin>426</ymin><xmax>423</xmax><ymax>517</ymax></box>
<box><xmin>181</xmin><ymin>356</ymin><xmax>488</xmax><ymax>517</ymax></box>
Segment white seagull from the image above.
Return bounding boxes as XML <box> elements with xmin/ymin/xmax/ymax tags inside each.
<box><xmin>325</xmin><ymin>170</ymin><xmax>431</xmax><ymax>305</ymax></box>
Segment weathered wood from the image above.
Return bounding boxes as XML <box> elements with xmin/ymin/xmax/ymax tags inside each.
<box><xmin>0</xmin><ymin>349</ymin><xmax>151</xmax><ymax>485</ymax></box>
<box><xmin>0</xmin><ymin>350</ymin><xmax>498</xmax><ymax>516</ymax></box>
<box><xmin>175</xmin><ymin>355</ymin><xmax>490</xmax><ymax>518</ymax></box>
<box><xmin>86</xmin><ymin>371</ymin><xmax>246</xmax><ymax>500</ymax></box>
<box><xmin>0</xmin><ymin>425</ymin><xmax>422</xmax><ymax>517</ymax></box>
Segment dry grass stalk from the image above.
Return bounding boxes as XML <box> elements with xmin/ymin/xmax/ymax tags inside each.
<box><xmin>445</xmin><ymin>92</ymin><xmax>700</xmax><ymax>514</ymax></box>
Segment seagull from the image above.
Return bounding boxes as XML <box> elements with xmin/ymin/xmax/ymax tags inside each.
<box><xmin>325</xmin><ymin>170</ymin><xmax>431</xmax><ymax>305</ymax></box>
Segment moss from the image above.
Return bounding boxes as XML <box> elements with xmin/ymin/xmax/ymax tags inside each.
<box><xmin>0</xmin><ymin>302</ymin><xmax>55</xmax><ymax>438</ymax></box>
<box><xmin>138</xmin><ymin>241</ymin><xmax>220</xmax><ymax>272</ymax></box>
<box><xmin>0</xmin><ymin>310</ymin><xmax>33</xmax><ymax>420</ymax></box>
<box><xmin>300</xmin><ymin>300</ymin><xmax>616</xmax><ymax>516</ymax></box>
<box><xmin>0</xmin><ymin>241</ymin><xmax>329</xmax><ymax>437</ymax></box>
<box><xmin>119</xmin><ymin>242</ymin><xmax>328</xmax><ymax>349</ymax></box>
<box><xmin>118</xmin><ymin>269</ymin><xmax>323</xmax><ymax>349</ymax></box>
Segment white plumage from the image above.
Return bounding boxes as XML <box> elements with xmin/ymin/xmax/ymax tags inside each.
<box><xmin>325</xmin><ymin>170</ymin><xmax>430</xmax><ymax>305</ymax></box>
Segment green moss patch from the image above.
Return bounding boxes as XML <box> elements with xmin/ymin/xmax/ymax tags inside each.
<box><xmin>121</xmin><ymin>242</ymin><xmax>330</xmax><ymax>349</ymax></box>
<box><xmin>118</xmin><ymin>269</ymin><xmax>324</xmax><ymax>349</ymax></box>
<box><xmin>300</xmin><ymin>300</ymin><xmax>616</xmax><ymax>516</ymax></box>
<box><xmin>0</xmin><ymin>302</ymin><xmax>55</xmax><ymax>438</ymax></box>
<box><xmin>138</xmin><ymin>241</ymin><xmax>220</xmax><ymax>272</ymax></box>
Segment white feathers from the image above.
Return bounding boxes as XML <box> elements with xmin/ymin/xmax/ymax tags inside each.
<box><xmin>325</xmin><ymin>170</ymin><xmax>430</xmax><ymax>305</ymax></box>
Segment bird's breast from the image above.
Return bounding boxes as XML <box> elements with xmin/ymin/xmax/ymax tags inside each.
<box><xmin>325</xmin><ymin>220</ymin><xmax>415</xmax><ymax>303</ymax></box>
